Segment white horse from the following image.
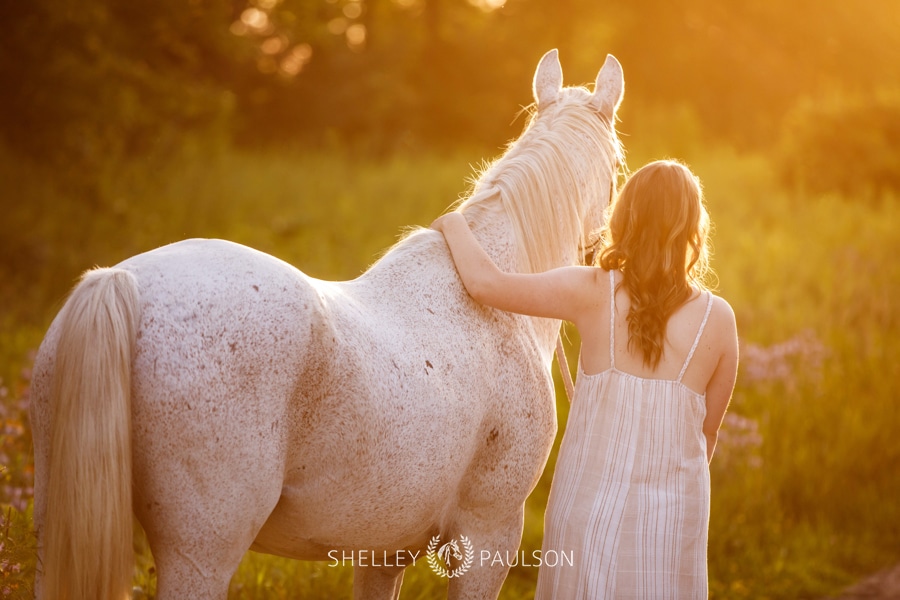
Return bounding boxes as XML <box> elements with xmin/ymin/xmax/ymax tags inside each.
<box><xmin>30</xmin><ymin>49</ymin><xmax>624</xmax><ymax>600</ymax></box>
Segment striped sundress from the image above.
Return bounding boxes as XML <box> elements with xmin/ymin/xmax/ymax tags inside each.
<box><xmin>535</xmin><ymin>270</ymin><xmax>713</xmax><ymax>599</ymax></box>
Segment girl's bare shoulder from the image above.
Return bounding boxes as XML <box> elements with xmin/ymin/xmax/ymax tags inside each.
<box><xmin>705</xmin><ymin>292</ymin><xmax>738</xmax><ymax>344</ymax></box>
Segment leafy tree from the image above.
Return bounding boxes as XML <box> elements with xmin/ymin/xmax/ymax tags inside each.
<box><xmin>0</xmin><ymin>0</ymin><xmax>246</xmax><ymax>178</ymax></box>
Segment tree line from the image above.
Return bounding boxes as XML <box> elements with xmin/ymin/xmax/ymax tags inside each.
<box><xmin>1</xmin><ymin>0</ymin><xmax>898</xmax><ymax>170</ymax></box>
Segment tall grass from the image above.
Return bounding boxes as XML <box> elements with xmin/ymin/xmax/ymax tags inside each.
<box><xmin>1</xmin><ymin>142</ymin><xmax>898</xmax><ymax>598</ymax></box>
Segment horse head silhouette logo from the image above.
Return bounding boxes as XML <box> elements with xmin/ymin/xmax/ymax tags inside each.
<box><xmin>438</xmin><ymin>539</ymin><xmax>463</xmax><ymax>566</ymax></box>
<box><xmin>426</xmin><ymin>534</ymin><xmax>474</xmax><ymax>578</ymax></box>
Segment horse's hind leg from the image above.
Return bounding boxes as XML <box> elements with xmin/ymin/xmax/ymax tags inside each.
<box><xmin>136</xmin><ymin>458</ymin><xmax>284</xmax><ymax>599</ymax></box>
<box><xmin>151</xmin><ymin>548</ymin><xmax>235</xmax><ymax>599</ymax></box>
<box><xmin>353</xmin><ymin>564</ymin><xmax>406</xmax><ymax>600</ymax></box>
<box><xmin>447</xmin><ymin>508</ymin><xmax>525</xmax><ymax>600</ymax></box>
<box><xmin>140</xmin><ymin>471</ymin><xmax>283</xmax><ymax>599</ymax></box>
<box><xmin>132</xmin><ymin>400</ymin><xmax>286</xmax><ymax>599</ymax></box>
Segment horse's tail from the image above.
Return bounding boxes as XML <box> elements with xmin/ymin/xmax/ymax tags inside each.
<box><xmin>43</xmin><ymin>267</ymin><xmax>141</xmax><ymax>600</ymax></box>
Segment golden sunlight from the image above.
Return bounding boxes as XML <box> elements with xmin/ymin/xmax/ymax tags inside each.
<box><xmin>346</xmin><ymin>23</ymin><xmax>367</xmax><ymax>49</ymax></box>
<box><xmin>279</xmin><ymin>43</ymin><xmax>313</xmax><ymax>76</ymax></box>
<box><xmin>343</xmin><ymin>1</ymin><xmax>363</xmax><ymax>20</ymax></box>
<box><xmin>261</xmin><ymin>36</ymin><xmax>287</xmax><ymax>55</ymax></box>
<box><xmin>241</xmin><ymin>8</ymin><xmax>268</xmax><ymax>29</ymax></box>
<box><xmin>327</xmin><ymin>17</ymin><xmax>349</xmax><ymax>35</ymax></box>
<box><xmin>468</xmin><ymin>0</ymin><xmax>506</xmax><ymax>12</ymax></box>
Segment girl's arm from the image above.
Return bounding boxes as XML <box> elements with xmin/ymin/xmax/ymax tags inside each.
<box><xmin>431</xmin><ymin>212</ymin><xmax>595</xmax><ymax>322</ymax></box>
<box><xmin>702</xmin><ymin>297</ymin><xmax>740</xmax><ymax>463</ymax></box>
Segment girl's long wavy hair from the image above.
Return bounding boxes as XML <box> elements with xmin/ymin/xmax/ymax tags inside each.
<box><xmin>597</xmin><ymin>159</ymin><xmax>712</xmax><ymax>368</ymax></box>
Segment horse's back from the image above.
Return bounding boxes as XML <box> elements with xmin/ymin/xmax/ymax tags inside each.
<box><xmin>114</xmin><ymin>238</ymin><xmax>319</xmax><ymax>422</ymax></box>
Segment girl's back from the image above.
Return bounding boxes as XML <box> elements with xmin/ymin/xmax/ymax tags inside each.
<box><xmin>578</xmin><ymin>268</ymin><xmax>735</xmax><ymax>396</ymax></box>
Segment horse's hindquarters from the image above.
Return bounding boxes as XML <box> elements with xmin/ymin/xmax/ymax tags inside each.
<box><xmin>122</xmin><ymin>240</ymin><xmax>324</xmax><ymax>589</ymax></box>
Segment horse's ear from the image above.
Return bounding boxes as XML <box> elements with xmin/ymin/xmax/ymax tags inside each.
<box><xmin>533</xmin><ymin>49</ymin><xmax>563</xmax><ymax>108</ymax></box>
<box><xmin>591</xmin><ymin>54</ymin><xmax>624</xmax><ymax>118</ymax></box>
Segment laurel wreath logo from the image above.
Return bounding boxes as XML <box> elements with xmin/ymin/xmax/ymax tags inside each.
<box><xmin>425</xmin><ymin>534</ymin><xmax>475</xmax><ymax>578</ymax></box>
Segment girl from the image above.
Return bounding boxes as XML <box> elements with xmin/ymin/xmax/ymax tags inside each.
<box><xmin>432</xmin><ymin>159</ymin><xmax>738</xmax><ymax>598</ymax></box>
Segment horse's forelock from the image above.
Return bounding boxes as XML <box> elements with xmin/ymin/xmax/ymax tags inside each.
<box><xmin>460</xmin><ymin>86</ymin><xmax>621</xmax><ymax>274</ymax></box>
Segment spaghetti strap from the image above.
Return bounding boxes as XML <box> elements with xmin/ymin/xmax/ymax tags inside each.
<box><xmin>608</xmin><ymin>270</ymin><xmax>616</xmax><ymax>369</ymax></box>
<box><xmin>677</xmin><ymin>292</ymin><xmax>714</xmax><ymax>382</ymax></box>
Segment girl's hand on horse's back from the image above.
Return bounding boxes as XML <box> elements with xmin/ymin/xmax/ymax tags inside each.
<box><xmin>431</xmin><ymin>210</ymin><xmax>511</xmax><ymax>306</ymax></box>
<box><xmin>430</xmin><ymin>212</ymin><xmax>464</xmax><ymax>233</ymax></box>
<box><xmin>433</xmin><ymin>210</ymin><xmax>598</xmax><ymax>324</ymax></box>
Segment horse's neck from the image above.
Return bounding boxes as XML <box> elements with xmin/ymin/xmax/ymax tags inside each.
<box><xmin>467</xmin><ymin>204</ymin><xmax>565</xmax><ymax>363</ymax></box>
<box><xmin>467</xmin><ymin>207</ymin><xmax>518</xmax><ymax>273</ymax></box>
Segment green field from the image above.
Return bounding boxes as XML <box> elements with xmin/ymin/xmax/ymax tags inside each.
<box><xmin>1</xmin><ymin>141</ymin><xmax>898</xmax><ymax>599</ymax></box>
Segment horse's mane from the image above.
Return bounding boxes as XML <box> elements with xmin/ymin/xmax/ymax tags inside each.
<box><xmin>374</xmin><ymin>85</ymin><xmax>622</xmax><ymax>275</ymax></box>
<box><xmin>456</xmin><ymin>87</ymin><xmax>623</xmax><ymax>274</ymax></box>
